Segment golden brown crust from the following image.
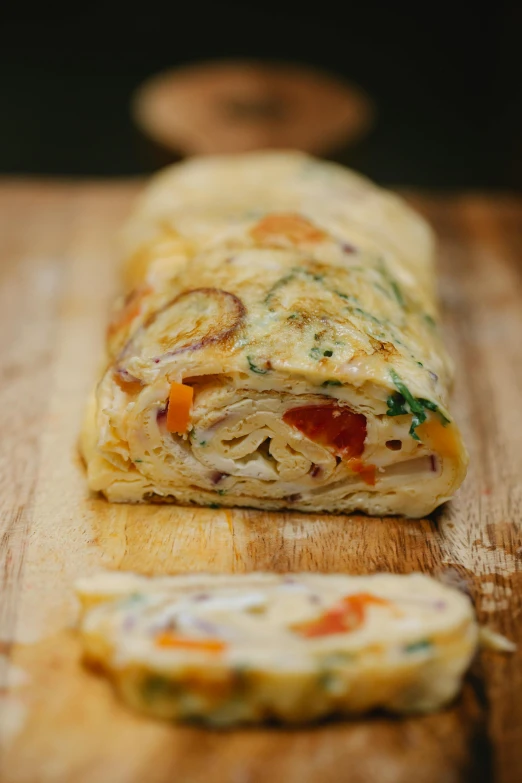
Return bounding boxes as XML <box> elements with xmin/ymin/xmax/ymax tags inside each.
<box><xmin>82</xmin><ymin>152</ymin><xmax>467</xmax><ymax>517</ymax></box>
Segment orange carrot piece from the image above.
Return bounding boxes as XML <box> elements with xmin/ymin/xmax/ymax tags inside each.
<box><xmin>155</xmin><ymin>632</ymin><xmax>226</xmax><ymax>653</ymax></box>
<box><xmin>166</xmin><ymin>382</ymin><xmax>194</xmax><ymax>434</ymax></box>
<box><xmin>250</xmin><ymin>213</ymin><xmax>327</xmax><ymax>245</ymax></box>
<box><xmin>347</xmin><ymin>458</ymin><xmax>377</xmax><ymax>486</ymax></box>
<box><xmin>293</xmin><ymin>605</ymin><xmax>353</xmax><ymax>638</ymax></box>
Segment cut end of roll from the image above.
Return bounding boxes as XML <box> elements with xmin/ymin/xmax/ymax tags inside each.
<box><xmin>82</xmin><ymin>152</ymin><xmax>467</xmax><ymax>517</ymax></box>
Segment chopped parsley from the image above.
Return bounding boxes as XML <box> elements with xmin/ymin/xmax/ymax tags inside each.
<box><xmin>217</xmin><ymin>489</ymin><xmax>227</xmax><ymax>496</ymax></box>
<box><xmin>322</xmin><ymin>380</ymin><xmax>342</xmax><ymax>387</ymax></box>
<box><xmin>386</xmin><ymin>369</ymin><xmax>450</xmax><ymax>440</ymax></box>
<box><xmin>334</xmin><ymin>290</ymin><xmax>359</xmax><ymax>304</ymax></box>
<box><xmin>247</xmin><ymin>356</ymin><xmax>269</xmax><ymax>374</ymax></box>
<box><xmin>386</xmin><ymin>392</ymin><xmax>408</xmax><ymax>417</ymax></box>
<box><xmin>209</xmin><ymin>503</ymin><xmax>221</xmax><ymax>509</ymax></box>
<box><xmin>134</xmin><ymin>459</ymin><xmax>143</xmax><ymax>463</ymax></box>
<box><xmin>404</xmin><ymin>639</ymin><xmax>432</xmax><ymax>654</ymax></box>
<box><xmin>352</xmin><ymin>306</ymin><xmax>383</xmax><ymax>325</ymax></box>
<box><xmin>323</xmin><ymin>349</ymin><xmax>333</xmax><ymax>357</ymax></box>
<box><xmin>264</xmin><ymin>268</ymin><xmax>325</xmax><ymax>310</ymax></box>
<box><xmin>419</xmin><ymin>398</ymin><xmax>450</xmax><ymax>425</ymax></box>
<box><xmin>264</xmin><ymin>272</ymin><xmax>297</xmax><ymax>309</ymax></box>
<box><xmin>199</xmin><ymin>440</ymin><xmax>207</xmax><ymax>447</ymax></box>
<box><xmin>377</xmin><ymin>259</ymin><xmax>406</xmax><ymax>308</ymax></box>
<box><xmin>373</xmin><ymin>282</ymin><xmax>392</xmax><ymax>299</ymax></box>
<box><xmin>309</xmin><ymin>346</ymin><xmax>323</xmax><ymax>360</ymax></box>
<box><xmin>318</xmin><ymin>671</ymin><xmax>343</xmax><ymax>693</ymax></box>
<box><xmin>390</xmin><ymin>280</ymin><xmax>405</xmax><ymax>307</ymax></box>
<box><xmin>142</xmin><ymin>675</ymin><xmax>178</xmax><ymax>702</ymax></box>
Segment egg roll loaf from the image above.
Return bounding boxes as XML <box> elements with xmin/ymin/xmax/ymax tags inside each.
<box><xmin>76</xmin><ymin>571</ymin><xmax>478</xmax><ymax>725</ymax></box>
<box><xmin>81</xmin><ymin>151</ymin><xmax>467</xmax><ymax>516</ymax></box>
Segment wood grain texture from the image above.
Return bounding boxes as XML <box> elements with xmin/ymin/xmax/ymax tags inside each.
<box><xmin>0</xmin><ymin>181</ymin><xmax>521</xmax><ymax>783</ymax></box>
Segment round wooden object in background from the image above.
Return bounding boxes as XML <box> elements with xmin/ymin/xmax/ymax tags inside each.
<box><xmin>131</xmin><ymin>60</ymin><xmax>374</xmax><ymax>157</ymax></box>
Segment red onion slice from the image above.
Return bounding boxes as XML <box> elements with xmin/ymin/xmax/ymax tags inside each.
<box><xmin>119</xmin><ymin>288</ymin><xmax>246</xmax><ymax>366</ymax></box>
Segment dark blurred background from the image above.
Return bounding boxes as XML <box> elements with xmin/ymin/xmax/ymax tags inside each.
<box><xmin>1</xmin><ymin>2</ymin><xmax>521</xmax><ymax>189</ymax></box>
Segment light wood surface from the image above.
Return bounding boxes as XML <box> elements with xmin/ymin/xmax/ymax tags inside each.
<box><xmin>0</xmin><ymin>181</ymin><xmax>521</xmax><ymax>783</ymax></box>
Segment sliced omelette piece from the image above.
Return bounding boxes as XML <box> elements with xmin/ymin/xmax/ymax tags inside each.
<box><xmin>81</xmin><ymin>151</ymin><xmax>467</xmax><ymax>517</ymax></box>
<box><xmin>75</xmin><ymin>571</ymin><xmax>478</xmax><ymax>726</ymax></box>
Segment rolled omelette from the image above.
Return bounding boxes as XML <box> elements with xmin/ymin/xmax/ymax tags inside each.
<box><xmin>75</xmin><ymin>571</ymin><xmax>478</xmax><ymax>725</ymax></box>
<box><xmin>81</xmin><ymin>151</ymin><xmax>467</xmax><ymax>517</ymax></box>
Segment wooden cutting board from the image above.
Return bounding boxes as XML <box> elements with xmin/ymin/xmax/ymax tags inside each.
<box><xmin>0</xmin><ymin>181</ymin><xmax>521</xmax><ymax>783</ymax></box>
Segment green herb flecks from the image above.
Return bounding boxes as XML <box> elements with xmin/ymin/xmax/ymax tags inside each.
<box><xmin>386</xmin><ymin>392</ymin><xmax>408</xmax><ymax>417</ymax></box>
<box><xmin>309</xmin><ymin>346</ymin><xmax>323</xmax><ymax>360</ymax></box>
<box><xmin>264</xmin><ymin>272</ymin><xmax>297</xmax><ymax>309</ymax></box>
<box><xmin>377</xmin><ymin>259</ymin><xmax>406</xmax><ymax>308</ymax></box>
<box><xmin>387</xmin><ymin>369</ymin><xmax>450</xmax><ymax>440</ymax></box>
<box><xmin>209</xmin><ymin>503</ymin><xmax>221</xmax><ymax>509</ymax></box>
<box><xmin>263</xmin><ymin>264</ymin><xmax>417</xmax><ymax>365</ymax></box>
<box><xmin>247</xmin><ymin>356</ymin><xmax>269</xmax><ymax>374</ymax></box>
<box><xmin>387</xmin><ymin>370</ymin><xmax>428</xmax><ymax>440</ymax></box>
<box><xmin>134</xmin><ymin>459</ymin><xmax>143</xmax><ymax>463</ymax></box>
<box><xmin>404</xmin><ymin>639</ymin><xmax>433</xmax><ymax>654</ymax></box>
<box><xmin>323</xmin><ymin>349</ymin><xmax>333</xmax><ymax>357</ymax></box>
<box><xmin>264</xmin><ymin>268</ymin><xmax>325</xmax><ymax>310</ymax></box>
<box><xmin>373</xmin><ymin>281</ymin><xmax>392</xmax><ymax>299</ymax></box>
<box><xmin>322</xmin><ymin>380</ymin><xmax>342</xmax><ymax>387</ymax></box>
<box><xmin>199</xmin><ymin>440</ymin><xmax>207</xmax><ymax>447</ymax></box>
<box><xmin>340</xmin><ymin>302</ymin><xmax>419</xmax><ymax>364</ymax></box>
<box><xmin>334</xmin><ymin>290</ymin><xmax>359</xmax><ymax>305</ymax></box>
<box><xmin>217</xmin><ymin>489</ymin><xmax>227</xmax><ymax>496</ymax></box>
<box><xmin>142</xmin><ymin>675</ymin><xmax>179</xmax><ymax>703</ymax></box>
<box><xmin>351</xmin><ymin>306</ymin><xmax>384</xmax><ymax>326</ymax></box>
<box><xmin>318</xmin><ymin>651</ymin><xmax>356</xmax><ymax>692</ymax></box>
<box><xmin>318</xmin><ymin>670</ymin><xmax>344</xmax><ymax>694</ymax></box>
<box><xmin>265</xmin><ymin>266</ymin><xmax>409</xmax><ymax>354</ymax></box>
<box><xmin>423</xmin><ymin>314</ymin><xmax>437</xmax><ymax>328</ymax></box>
<box><xmin>390</xmin><ymin>280</ymin><xmax>405</xmax><ymax>307</ymax></box>
<box><xmin>418</xmin><ymin>397</ymin><xmax>451</xmax><ymax>425</ymax></box>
